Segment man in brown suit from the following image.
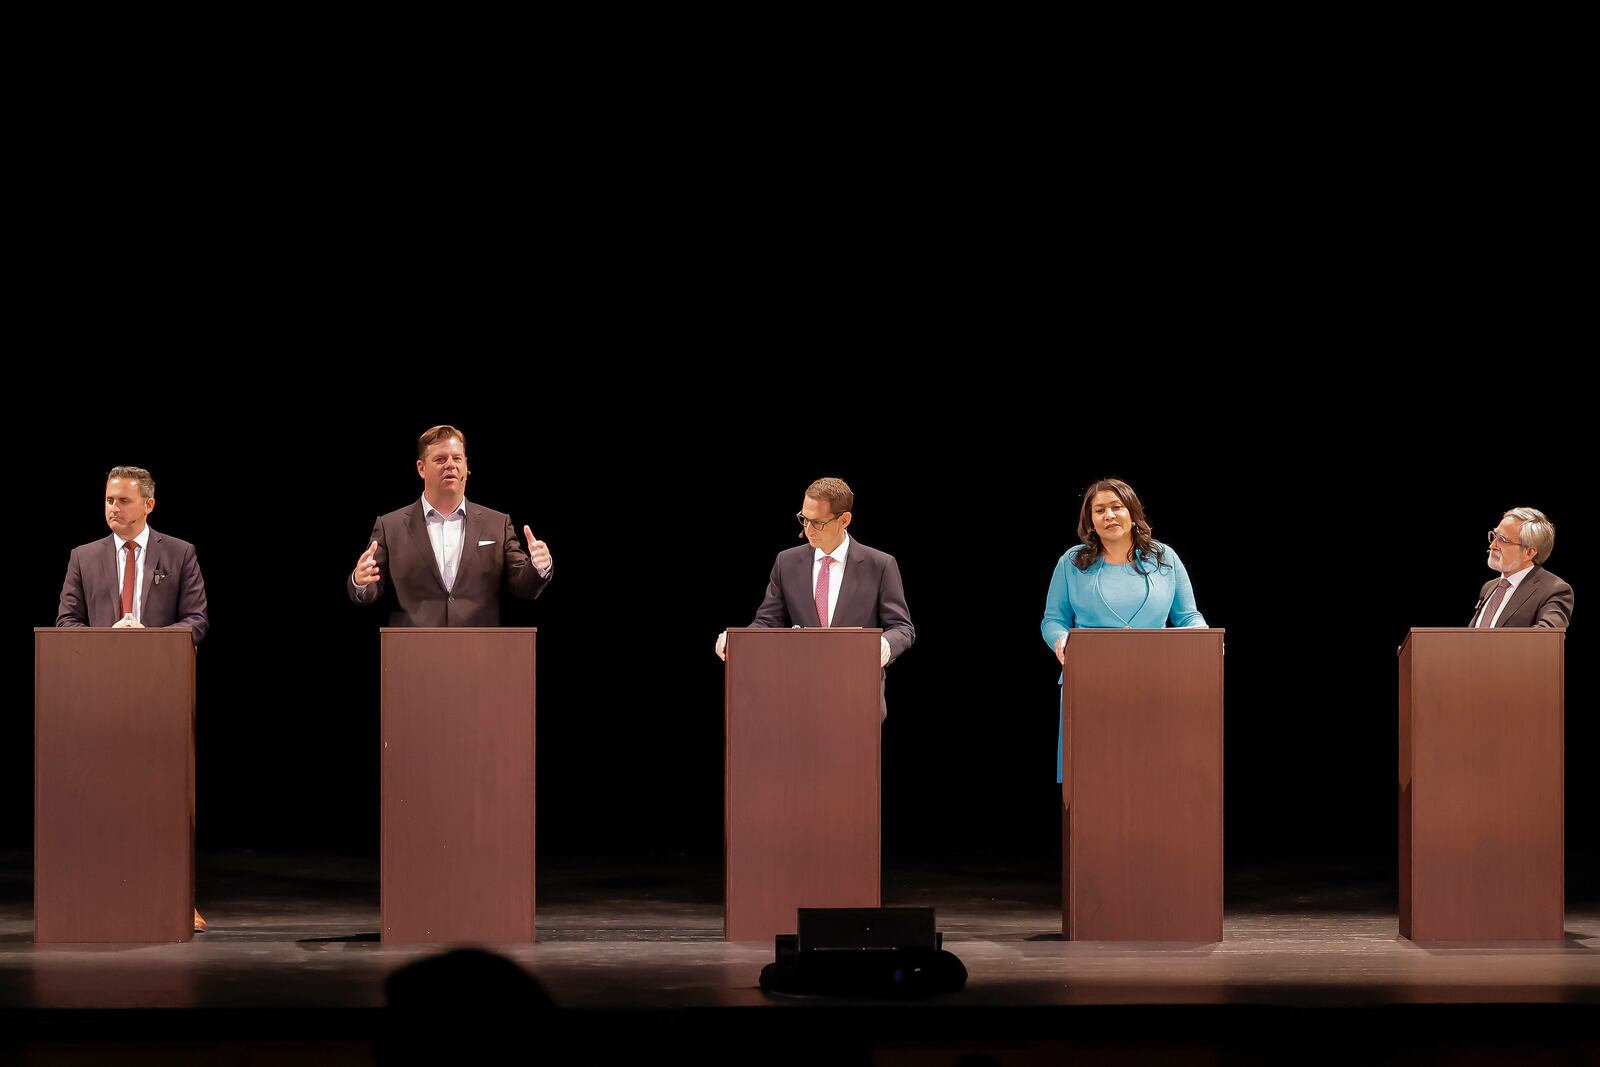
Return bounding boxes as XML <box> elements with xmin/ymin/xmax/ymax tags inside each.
<box><xmin>348</xmin><ymin>425</ymin><xmax>552</xmax><ymax>625</ymax></box>
<box><xmin>1473</xmin><ymin>506</ymin><xmax>1573</xmax><ymax>628</ymax></box>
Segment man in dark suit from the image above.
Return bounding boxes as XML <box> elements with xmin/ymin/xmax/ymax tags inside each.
<box><xmin>56</xmin><ymin>465</ymin><xmax>209</xmax><ymax>642</ymax></box>
<box><xmin>716</xmin><ymin>477</ymin><xmax>914</xmax><ymax>713</ymax></box>
<box><xmin>349</xmin><ymin>424</ymin><xmax>552</xmax><ymax>625</ymax></box>
<box><xmin>1473</xmin><ymin>506</ymin><xmax>1573</xmax><ymax>629</ymax></box>
<box><xmin>55</xmin><ymin>464</ymin><xmax>210</xmax><ymax>932</ymax></box>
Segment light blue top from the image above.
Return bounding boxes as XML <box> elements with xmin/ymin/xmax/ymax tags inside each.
<box><xmin>1041</xmin><ymin>543</ymin><xmax>1207</xmax><ymax>781</ymax></box>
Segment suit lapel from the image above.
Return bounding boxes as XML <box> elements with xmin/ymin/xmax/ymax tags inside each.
<box><xmin>96</xmin><ymin>535</ymin><xmax>119</xmax><ymax>624</ymax></box>
<box><xmin>457</xmin><ymin>505</ymin><xmax>482</xmax><ymax>591</ymax></box>
<box><xmin>1498</xmin><ymin>567</ymin><xmax>1544</xmax><ymax>626</ymax></box>
<box><xmin>831</xmin><ymin>539</ymin><xmax>864</xmax><ymax>626</ymax></box>
<box><xmin>142</xmin><ymin>530</ymin><xmax>162</xmax><ymax>622</ymax></box>
<box><xmin>796</xmin><ymin>548</ymin><xmax>823</xmax><ymax>626</ymax></box>
<box><xmin>1473</xmin><ymin>577</ymin><xmax>1496</xmax><ymax>624</ymax></box>
<box><xmin>406</xmin><ymin>503</ymin><xmax>448</xmax><ymax>593</ymax></box>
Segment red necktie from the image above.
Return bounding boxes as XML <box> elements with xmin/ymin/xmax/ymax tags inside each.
<box><xmin>815</xmin><ymin>555</ymin><xmax>833</xmax><ymax>627</ymax></box>
<box><xmin>121</xmin><ymin>541</ymin><xmax>139</xmax><ymax>618</ymax></box>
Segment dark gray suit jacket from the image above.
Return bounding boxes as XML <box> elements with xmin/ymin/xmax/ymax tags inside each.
<box><xmin>349</xmin><ymin>500</ymin><xmax>549</xmax><ymax>627</ymax></box>
<box><xmin>56</xmin><ymin>528</ymin><xmax>210</xmax><ymax>644</ymax></box>
<box><xmin>749</xmin><ymin>536</ymin><xmax>914</xmax><ymax>714</ymax></box>
<box><xmin>1472</xmin><ymin>565</ymin><xmax>1573</xmax><ymax>629</ymax></box>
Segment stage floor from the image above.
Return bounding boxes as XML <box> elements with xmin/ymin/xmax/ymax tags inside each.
<box><xmin>2</xmin><ymin>851</ymin><xmax>1596</xmax><ymax>1061</ymax></box>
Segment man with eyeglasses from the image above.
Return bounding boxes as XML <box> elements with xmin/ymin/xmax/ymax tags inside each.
<box><xmin>715</xmin><ymin>477</ymin><xmax>914</xmax><ymax>714</ymax></box>
<box><xmin>1473</xmin><ymin>507</ymin><xmax>1573</xmax><ymax>629</ymax></box>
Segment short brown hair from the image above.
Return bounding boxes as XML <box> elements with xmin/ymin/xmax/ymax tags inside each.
<box><xmin>418</xmin><ymin>425</ymin><xmax>467</xmax><ymax>460</ymax></box>
<box><xmin>106</xmin><ymin>466</ymin><xmax>155</xmax><ymax>499</ymax></box>
<box><xmin>805</xmin><ymin>477</ymin><xmax>854</xmax><ymax>516</ymax></box>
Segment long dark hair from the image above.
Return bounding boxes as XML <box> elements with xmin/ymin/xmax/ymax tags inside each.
<box><xmin>1072</xmin><ymin>478</ymin><xmax>1167</xmax><ymax>572</ymax></box>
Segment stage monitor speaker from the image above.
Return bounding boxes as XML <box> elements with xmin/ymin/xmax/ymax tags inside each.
<box><xmin>761</xmin><ymin>908</ymin><xmax>965</xmax><ymax>997</ymax></box>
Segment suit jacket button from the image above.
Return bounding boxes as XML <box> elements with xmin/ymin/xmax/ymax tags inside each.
<box><xmin>448</xmin><ymin>595</ymin><xmax>455</xmax><ymax>602</ymax></box>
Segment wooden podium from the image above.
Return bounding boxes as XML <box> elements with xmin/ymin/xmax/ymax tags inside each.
<box><xmin>724</xmin><ymin>628</ymin><xmax>882</xmax><ymax>942</ymax></box>
<box><xmin>35</xmin><ymin>628</ymin><xmax>195</xmax><ymax>943</ymax></box>
<box><xmin>1399</xmin><ymin>628</ymin><xmax>1564</xmax><ymax>940</ymax></box>
<box><xmin>381</xmin><ymin>628</ymin><xmax>536</xmax><ymax>942</ymax></box>
<box><xmin>1062</xmin><ymin>628</ymin><xmax>1224</xmax><ymax>941</ymax></box>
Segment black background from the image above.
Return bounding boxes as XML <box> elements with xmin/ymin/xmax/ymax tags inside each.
<box><xmin>14</xmin><ymin>99</ymin><xmax>1591</xmax><ymax>893</ymax></box>
<box><xmin>16</xmin><ymin>380</ymin><xmax>1593</xmax><ymax>892</ymax></box>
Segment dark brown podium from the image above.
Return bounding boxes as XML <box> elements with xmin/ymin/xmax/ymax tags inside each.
<box><xmin>35</xmin><ymin>628</ymin><xmax>195</xmax><ymax>943</ymax></box>
<box><xmin>724</xmin><ymin>627</ymin><xmax>882</xmax><ymax>942</ymax></box>
<box><xmin>1399</xmin><ymin>628</ymin><xmax>1564</xmax><ymax>940</ymax></box>
<box><xmin>381</xmin><ymin>628</ymin><xmax>536</xmax><ymax>942</ymax></box>
<box><xmin>1062</xmin><ymin>628</ymin><xmax>1224</xmax><ymax>941</ymax></box>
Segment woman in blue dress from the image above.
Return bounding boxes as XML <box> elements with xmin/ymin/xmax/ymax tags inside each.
<box><xmin>1041</xmin><ymin>478</ymin><xmax>1207</xmax><ymax>781</ymax></box>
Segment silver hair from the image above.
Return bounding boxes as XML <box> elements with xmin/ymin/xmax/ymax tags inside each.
<box><xmin>1504</xmin><ymin>506</ymin><xmax>1554</xmax><ymax>564</ymax></box>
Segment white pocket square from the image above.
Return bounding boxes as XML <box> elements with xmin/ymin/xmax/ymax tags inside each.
<box><xmin>478</xmin><ymin>540</ymin><xmax>495</xmax><ymax>547</ymax></box>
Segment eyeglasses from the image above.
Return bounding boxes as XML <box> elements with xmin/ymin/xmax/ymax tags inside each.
<box><xmin>1486</xmin><ymin>530</ymin><xmax>1524</xmax><ymax>547</ymax></box>
<box><xmin>797</xmin><ymin>512</ymin><xmax>844</xmax><ymax>530</ymax></box>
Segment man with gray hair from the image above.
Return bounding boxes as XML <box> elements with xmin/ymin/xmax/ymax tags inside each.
<box><xmin>1473</xmin><ymin>506</ymin><xmax>1573</xmax><ymax>629</ymax></box>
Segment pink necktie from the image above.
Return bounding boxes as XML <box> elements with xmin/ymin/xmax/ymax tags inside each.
<box><xmin>121</xmin><ymin>541</ymin><xmax>139</xmax><ymax>618</ymax></box>
<box><xmin>815</xmin><ymin>555</ymin><xmax>833</xmax><ymax>627</ymax></box>
<box><xmin>1477</xmin><ymin>577</ymin><xmax>1513</xmax><ymax>627</ymax></box>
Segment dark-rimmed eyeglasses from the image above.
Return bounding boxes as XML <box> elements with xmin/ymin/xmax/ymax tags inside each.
<box><xmin>797</xmin><ymin>512</ymin><xmax>843</xmax><ymax>530</ymax></box>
